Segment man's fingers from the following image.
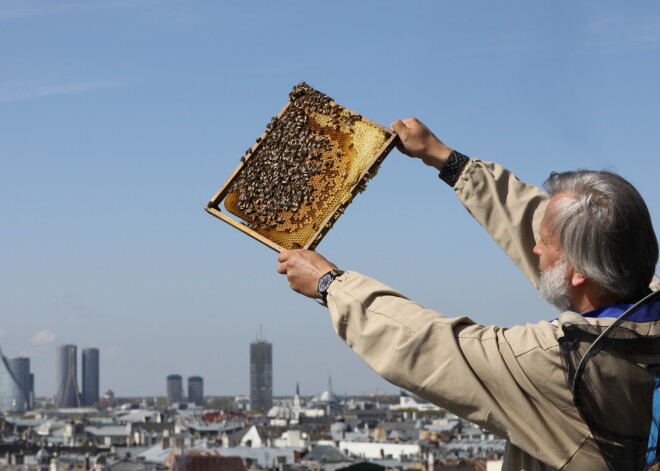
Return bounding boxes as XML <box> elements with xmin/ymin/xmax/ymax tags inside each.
<box><xmin>391</xmin><ymin>119</ymin><xmax>407</xmax><ymax>135</ymax></box>
<box><xmin>401</xmin><ymin>117</ymin><xmax>422</xmax><ymax>128</ymax></box>
<box><xmin>392</xmin><ymin>120</ymin><xmax>414</xmax><ymax>157</ymax></box>
<box><xmin>277</xmin><ymin>250</ymin><xmax>293</xmax><ymax>263</ymax></box>
<box><xmin>276</xmin><ymin>261</ymin><xmax>288</xmax><ymax>274</ymax></box>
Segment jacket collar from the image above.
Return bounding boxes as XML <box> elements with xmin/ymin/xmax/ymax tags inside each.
<box><xmin>582</xmin><ymin>301</ymin><xmax>660</xmax><ymax>322</ymax></box>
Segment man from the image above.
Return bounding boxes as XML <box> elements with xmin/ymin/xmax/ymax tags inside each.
<box><xmin>276</xmin><ymin>117</ymin><xmax>660</xmax><ymax>470</ymax></box>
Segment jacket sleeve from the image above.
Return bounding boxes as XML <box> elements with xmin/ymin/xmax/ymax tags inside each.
<box><xmin>326</xmin><ymin>271</ymin><xmax>513</xmax><ymax>433</ymax></box>
<box><xmin>325</xmin><ymin>271</ymin><xmax>590</xmax><ymax>467</ymax></box>
<box><xmin>453</xmin><ymin>159</ymin><xmax>549</xmax><ymax>288</ymax></box>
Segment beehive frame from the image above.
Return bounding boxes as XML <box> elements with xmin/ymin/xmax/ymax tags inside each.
<box><xmin>205</xmin><ymin>83</ymin><xmax>397</xmax><ymax>253</ymax></box>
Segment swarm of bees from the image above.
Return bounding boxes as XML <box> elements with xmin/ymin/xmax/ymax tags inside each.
<box><xmin>209</xmin><ymin>82</ymin><xmax>395</xmax><ymax>251</ymax></box>
<box><xmin>227</xmin><ymin>83</ymin><xmax>368</xmax><ymax>232</ymax></box>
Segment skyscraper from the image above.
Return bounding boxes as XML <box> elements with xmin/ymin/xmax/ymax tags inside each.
<box><xmin>6</xmin><ymin>357</ymin><xmax>32</xmax><ymax>410</ymax></box>
<box><xmin>55</xmin><ymin>344</ymin><xmax>81</xmax><ymax>408</ymax></box>
<box><xmin>0</xmin><ymin>348</ymin><xmax>27</xmax><ymax>413</ymax></box>
<box><xmin>250</xmin><ymin>330</ymin><xmax>272</xmax><ymax>413</ymax></box>
<box><xmin>82</xmin><ymin>348</ymin><xmax>100</xmax><ymax>406</ymax></box>
<box><xmin>166</xmin><ymin>374</ymin><xmax>183</xmax><ymax>405</ymax></box>
<box><xmin>188</xmin><ymin>376</ymin><xmax>204</xmax><ymax>407</ymax></box>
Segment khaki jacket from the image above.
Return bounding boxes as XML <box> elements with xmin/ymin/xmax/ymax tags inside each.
<box><xmin>326</xmin><ymin>159</ymin><xmax>660</xmax><ymax>470</ymax></box>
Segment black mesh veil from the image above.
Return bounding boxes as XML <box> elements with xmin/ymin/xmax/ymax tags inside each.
<box><xmin>559</xmin><ymin>290</ymin><xmax>660</xmax><ymax>471</ymax></box>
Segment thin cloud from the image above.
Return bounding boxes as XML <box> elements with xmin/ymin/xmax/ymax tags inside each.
<box><xmin>0</xmin><ymin>79</ymin><xmax>134</xmax><ymax>104</ymax></box>
<box><xmin>0</xmin><ymin>329</ymin><xmax>5</xmax><ymax>338</ymax></box>
<box><xmin>31</xmin><ymin>330</ymin><xmax>56</xmax><ymax>345</ymax></box>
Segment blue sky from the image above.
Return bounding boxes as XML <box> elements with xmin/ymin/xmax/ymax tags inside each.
<box><xmin>1</xmin><ymin>0</ymin><xmax>659</xmax><ymax>399</ymax></box>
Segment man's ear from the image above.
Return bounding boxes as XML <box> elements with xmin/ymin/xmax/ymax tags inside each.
<box><xmin>571</xmin><ymin>270</ymin><xmax>588</xmax><ymax>287</ymax></box>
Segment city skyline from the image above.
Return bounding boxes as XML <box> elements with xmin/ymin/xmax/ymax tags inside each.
<box><xmin>0</xmin><ymin>340</ymin><xmax>375</xmax><ymax>400</ymax></box>
<box><xmin>2</xmin><ymin>1</ymin><xmax>659</xmax><ymax>397</ymax></box>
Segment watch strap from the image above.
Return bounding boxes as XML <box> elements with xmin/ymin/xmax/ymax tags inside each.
<box><xmin>439</xmin><ymin>150</ymin><xmax>470</xmax><ymax>187</ymax></box>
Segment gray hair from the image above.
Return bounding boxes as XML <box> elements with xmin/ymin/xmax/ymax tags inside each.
<box><xmin>544</xmin><ymin>170</ymin><xmax>658</xmax><ymax>303</ymax></box>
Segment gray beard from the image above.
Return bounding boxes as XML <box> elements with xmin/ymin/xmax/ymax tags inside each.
<box><xmin>539</xmin><ymin>258</ymin><xmax>575</xmax><ymax>312</ymax></box>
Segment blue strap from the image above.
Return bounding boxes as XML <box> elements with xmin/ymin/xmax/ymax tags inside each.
<box><xmin>646</xmin><ymin>377</ymin><xmax>660</xmax><ymax>466</ymax></box>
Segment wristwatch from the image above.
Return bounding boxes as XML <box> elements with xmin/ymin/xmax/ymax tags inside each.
<box><xmin>317</xmin><ymin>269</ymin><xmax>345</xmax><ymax>305</ymax></box>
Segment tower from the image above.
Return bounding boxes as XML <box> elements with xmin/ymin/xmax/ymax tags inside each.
<box><xmin>188</xmin><ymin>376</ymin><xmax>204</xmax><ymax>407</ymax></box>
<box><xmin>55</xmin><ymin>344</ymin><xmax>81</xmax><ymax>408</ymax></box>
<box><xmin>166</xmin><ymin>374</ymin><xmax>183</xmax><ymax>405</ymax></box>
<box><xmin>0</xmin><ymin>348</ymin><xmax>27</xmax><ymax>413</ymax></box>
<box><xmin>250</xmin><ymin>328</ymin><xmax>272</xmax><ymax>413</ymax></box>
<box><xmin>6</xmin><ymin>357</ymin><xmax>32</xmax><ymax>410</ymax></box>
<box><xmin>82</xmin><ymin>348</ymin><xmax>100</xmax><ymax>406</ymax></box>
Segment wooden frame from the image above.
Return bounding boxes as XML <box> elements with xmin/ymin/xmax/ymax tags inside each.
<box><xmin>205</xmin><ymin>92</ymin><xmax>398</xmax><ymax>253</ymax></box>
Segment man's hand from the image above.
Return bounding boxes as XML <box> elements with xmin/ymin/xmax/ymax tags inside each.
<box><xmin>277</xmin><ymin>250</ymin><xmax>337</xmax><ymax>299</ymax></box>
<box><xmin>391</xmin><ymin>117</ymin><xmax>453</xmax><ymax>171</ymax></box>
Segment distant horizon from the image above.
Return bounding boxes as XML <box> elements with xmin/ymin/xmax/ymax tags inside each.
<box><xmin>31</xmin><ymin>392</ymin><xmax>403</xmax><ymax>401</ymax></box>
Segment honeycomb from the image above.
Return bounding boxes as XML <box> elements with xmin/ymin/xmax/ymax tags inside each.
<box><xmin>207</xmin><ymin>82</ymin><xmax>395</xmax><ymax>252</ymax></box>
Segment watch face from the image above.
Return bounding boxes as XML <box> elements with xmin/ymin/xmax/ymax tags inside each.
<box><xmin>318</xmin><ymin>273</ymin><xmax>333</xmax><ymax>294</ymax></box>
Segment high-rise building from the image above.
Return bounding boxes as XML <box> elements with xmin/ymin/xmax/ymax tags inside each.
<box><xmin>250</xmin><ymin>330</ymin><xmax>272</xmax><ymax>413</ymax></box>
<box><xmin>188</xmin><ymin>376</ymin><xmax>204</xmax><ymax>407</ymax></box>
<box><xmin>82</xmin><ymin>348</ymin><xmax>100</xmax><ymax>406</ymax></box>
<box><xmin>0</xmin><ymin>348</ymin><xmax>27</xmax><ymax>413</ymax></box>
<box><xmin>6</xmin><ymin>357</ymin><xmax>32</xmax><ymax>410</ymax></box>
<box><xmin>166</xmin><ymin>374</ymin><xmax>183</xmax><ymax>405</ymax></box>
<box><xmin>55</xmin><ymin>344</ymin><xmax>81</xmax><ymax>408</ymax></box>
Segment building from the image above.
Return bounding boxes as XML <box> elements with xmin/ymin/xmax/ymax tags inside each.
<box><xmin>0</xmin><ymin>348</ymin><xmax>27</xmax><ymax>413</ymax></box>
<box><xmin>6</xmin><ymin>356</ymin><xmax>32</xmax><ymax>410</ymax></box>
<box><xmin>56</xmin><ymin>344</ymin><xmax>81</xmax><ymax>408</ymax></box>
<box><xmin>82</xmin><ymin>347</ymin><xmax>100</xmax><ymax>406</ymax></box>
<box><xmin>188</xmin><ymin>376</ymin><xmax>204</xmax><ymax>407</ymax></box>
<box><xmin>250</xmin><ymin>331</ymin><xmax>272</xmax><ymax>413</ymax></box>
<box><xmin>167</xmin><ymin>374</ymin><xmax>183</xmax><ymax>405</ymax></box>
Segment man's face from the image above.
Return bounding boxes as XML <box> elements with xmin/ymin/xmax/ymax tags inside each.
<box><xmin>534</xmin><ymin>193</ymin><xmax>575</xmax><ymax>311</ymax></box>
<box><xmin>533</xmin><ymin>194</ymin><xmax>566</xmax><ymax>273</ymax></box>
